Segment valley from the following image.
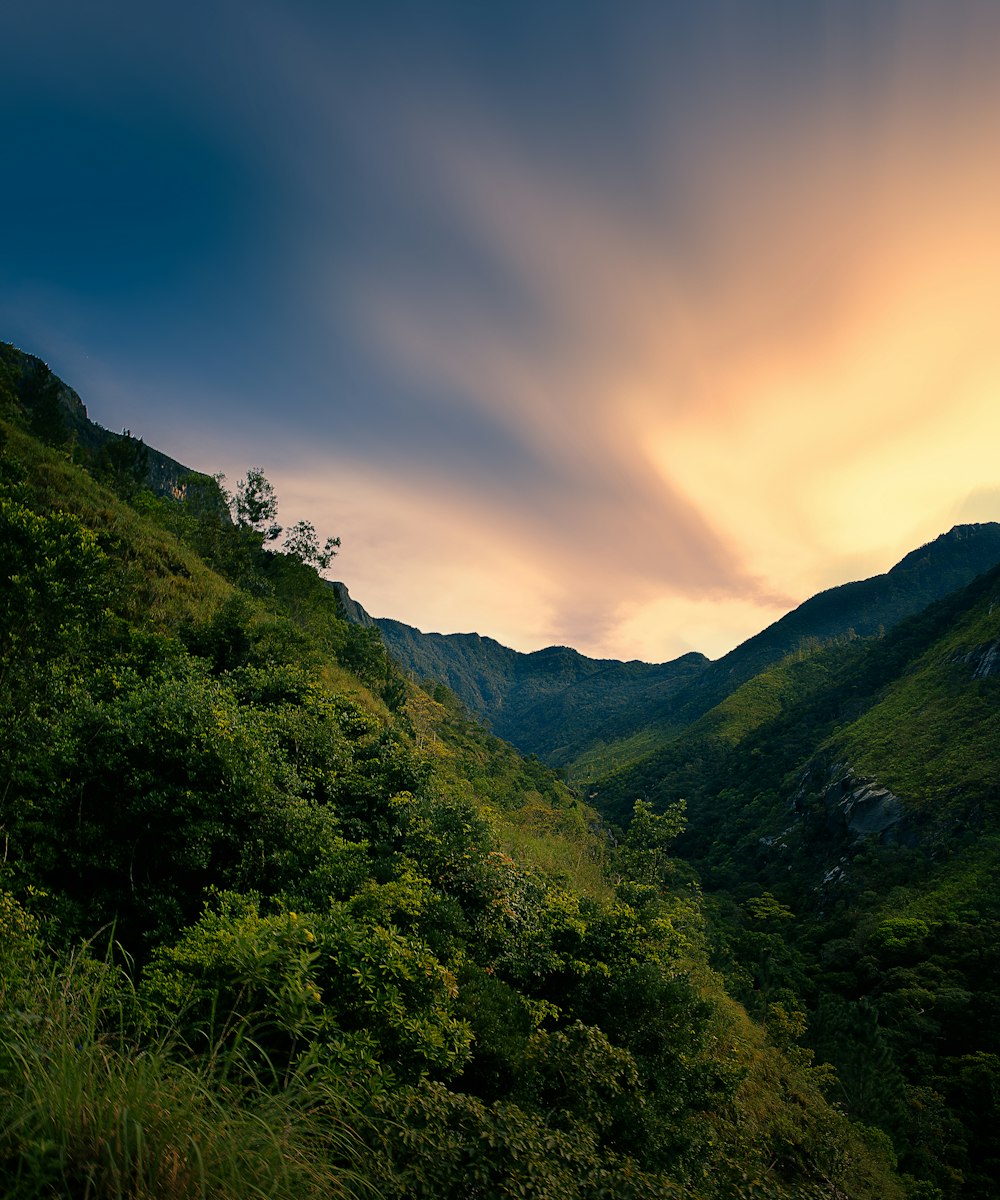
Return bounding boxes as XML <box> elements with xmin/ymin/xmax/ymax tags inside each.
<box><xmin>2</xmin><ymin>341</ymin><xmax>999</xmax><ymax>1198</ymax></box>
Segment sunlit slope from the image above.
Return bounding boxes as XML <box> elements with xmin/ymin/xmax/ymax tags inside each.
<box><xmin>836</xmin><ymin>574</ymin><xmax>1000</xmax><ymax>814</ymax></box>
<box><xmin>673</xmin><ymin>523</ymin><xmax>1000</xmax><ymax>720</ymax></box>
<box><xmin>571</xmin><ymin>523</ymin><xmax>1000</xmax><ymax>784</ymax></box>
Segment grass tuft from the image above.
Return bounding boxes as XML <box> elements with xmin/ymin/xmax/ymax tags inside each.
<box><xmin>0</xmin><ymin>949</ymin><xmax>377</xmax><ymax>1200</ymax></box>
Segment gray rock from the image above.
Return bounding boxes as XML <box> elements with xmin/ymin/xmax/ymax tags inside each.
<box><xmin>840</xmin><ymin>782</ymin><xmax>905</xmax><ymax>838</ymax></box>
<box><xmin>328</xmin><ymin>581</ymin><xmax>378</xmax><ymax>628</ymax></box>
<box><xmin>792</xmin><ymin>758</ymin><xmax>914</xmax><ymax>847</ymax></box>
<box><xmin>949</xmin><ymin>639</ymin><xmax>1000</xmax><ymax>680</ymax></box>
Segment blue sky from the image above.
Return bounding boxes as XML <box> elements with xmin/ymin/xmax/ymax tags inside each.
<box><xmin>4</xmin><ymin>1</ymin><xmax>1000</xmax><ymax>660</ymax></box>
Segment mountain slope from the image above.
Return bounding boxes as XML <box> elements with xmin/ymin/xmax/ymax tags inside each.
<box><xmin>570</xmin><ymin>523</ymin><xmax>1000</xmax><ymax>785</ymax></box>
<box><xmin>668</xmin><ymin>523</ymin><xmax>1000</xmax><ymax>727</ymax></box>
<box><xmin>597</xmin><ymin>550</ymin><xmax>1000</xmax><ymax>845</ymax></box>
<box><xmin>593</xmin><ymin>560</ymin><xmax>1000</xmax><ymax>1196</ymax></box>
<box><xmin>0</xmin><ymin>343</ymin><xmax>903</xmax><ymax>1199</ymax></box>
<box><xmin>332</xmin><ymin>582</ymin><xmax>709</xmax><ymax>762</ymax></box>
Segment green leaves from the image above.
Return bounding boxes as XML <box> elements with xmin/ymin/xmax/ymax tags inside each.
<box><xmin>145</xmin><ymin>892</ymin><xmax>473</xmax><ymax>1083</ymax></box>
<box><xmin>617</xmin><ymin>799</ymin><xmax>687</xmax><ymax>888</ymax></box>
<box><xmin>233</xmin><ymin>466</ymin><xmax>281</xmax><ymax>542</ymax></box>
<box><xmin>0</xmin><ymin>495</ymin><xmax>107</xmax><ymax>682</ymax></box>
<box><xmin>282</xmin><ymin>519</ymin><xmax>341</xmax><ymax>573</ymax></box>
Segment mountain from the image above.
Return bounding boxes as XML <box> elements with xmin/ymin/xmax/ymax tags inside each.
<box><xmin>335</xmin><ymin>521</ymin><xmax>1000</xmax><ymax>780</ymax></box>
<box><xmin>663</xmin><ymin>522</ymin><xmax>1000</xmax><ymax>730</ymax></box>
<box><xmin>0</xmin><ymin>342</ymin><xmax>905</xmax><ymax>1198</ymax></box>
<box><xmin>331</xmin><ymin>582</ymin><xmax>709</xmax><ymax>763</ymax></box>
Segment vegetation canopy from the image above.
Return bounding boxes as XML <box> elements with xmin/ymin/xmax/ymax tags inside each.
<box><xmin>4</xmin><ymin>341</ymin><xmax>988</xmax><ymax>1198</ymax></box>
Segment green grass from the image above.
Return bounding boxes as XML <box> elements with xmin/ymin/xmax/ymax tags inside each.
<box><xmin>1</xmin><ymin>420</ymin><xmax>232</xmax><ymax>632</ymax></box>
<box><xmin>563</xmin><ymin>726</ymin><xmax>667</xmax><ymax>788</ymax></box>
<box><xmin>0</xmin><ymin>948</ymin><xmax>376</xmax><ymax>1200</ymax></box>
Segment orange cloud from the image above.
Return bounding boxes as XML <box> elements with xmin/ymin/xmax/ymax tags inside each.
<box><xmin>258</xmin><ymin>4</ymin><xmax>1000</xmax><ymax>660</ymax></box>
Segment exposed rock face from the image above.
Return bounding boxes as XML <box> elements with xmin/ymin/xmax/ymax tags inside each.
<box><xmin>949</xmin><ymin>639</ymin><xmax>1000</xmax><ymax>680</ymax></box>
<box><xmin>834</xmin><ymin>777</ymin><xmax>906</xmax><ymax>840</ymax></box>
<box><xmin>2</xmin><ymin>343</ymin><xmax>201</xmax><ymax>498</ymax></box>
<box><xmin>793</xmin><ymin>759</ymin><xmax>914</xmax><ymax>847</ymax></box>
<box><xmin>328</xmin><ymin>581</ymin><xmax>379</xmax><ymax>628</ymax></box>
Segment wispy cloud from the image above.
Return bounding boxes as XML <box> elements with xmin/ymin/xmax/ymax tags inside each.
<box><xmin>8</xmin><ymin>2</ymin><xmax>1000</xmax><ymax>660</ymax></box>
<box><xmin>284</xmin><ymin>7</ymin><xmax>1000</xmax><ymax>658</ymax></box>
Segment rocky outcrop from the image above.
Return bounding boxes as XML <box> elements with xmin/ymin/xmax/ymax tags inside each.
<box><xmin>949</xmin><ymin>639</ymin><xmax>1000</xmax><ymax>680</ymax></box>
<box><xmin>792</xmin><ymin>759</ymin><xmax>914</xmax><ymax>847</ymax></box>
<box><xmin>328</xmin><ymin>581</ymin><xmax>378</xmax><ymax>628</ymax></box>
<box><xmin>2</xmin><ymin>343</ymin><xmax>202</xmax><ymax>498</ymax></box>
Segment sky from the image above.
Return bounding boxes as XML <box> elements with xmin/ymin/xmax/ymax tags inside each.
<box><xmin>4</xmin><ymin>0</ymin><xmax>1000</xmax><ymax>662</ymax></box>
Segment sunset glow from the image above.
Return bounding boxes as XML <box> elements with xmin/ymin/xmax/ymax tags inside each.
<box><xmin>4</xmin><ymin>2</ymin><xmax>1000</xmax><ymax>660</ymax></box>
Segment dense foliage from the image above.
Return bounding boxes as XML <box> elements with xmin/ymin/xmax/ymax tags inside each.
<box><xmin>0</xmin><ymin>346</ymin><xmax>905</xmax><ymax>1197</ymax></box>
<box><xmin>594</xmin><ymin>570</ymin><xmax>1000</xmax><ymax>1198</ymax></box>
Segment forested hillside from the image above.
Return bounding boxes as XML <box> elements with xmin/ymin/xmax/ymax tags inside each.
<box><xmin>333</xmin><ymin>586</ymin><xmax>709</xmax><ymax>767</ymax></box>
<box><xmin>593</xmin><ymin>564</ymin><xmax>1000</xmax><ymax>1198</ymax></box>
<box><xmin>338</xmin><ymin>524</ymin><xmax>1000</xmax><ymax>785</ymax></box>
<box><xmin>333</xmin><ymin>477</ymin><xmax>1000</xmax><ymax>1198</ymax></box>
<box><xmin>0</xmin><ymin>343</ymin><xmax>907</xmax><ymax>1198</ymax></box>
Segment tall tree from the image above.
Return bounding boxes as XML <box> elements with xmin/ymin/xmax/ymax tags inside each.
<box><xmin>234</xmin><ymin>467</ymin><xmax>281</xmax><ymax>542</ymax></box>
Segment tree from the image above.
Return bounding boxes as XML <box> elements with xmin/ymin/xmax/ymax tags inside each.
<box><xmin>282</xmin><ymin>519</ymin><xmax>341</xmax><ymax>573</ymax></box>
<box><xmin>95</xmin><ymin>430</ymin><xmax>149</xmax><ymax>499</ymax></box>
<box><xmin>234</xmin><ymin>467</ymin><xmax>281</xmax><ymax>541</ymax></box>
<box><xmin>617</xmin><ymin>799</ymin><xmax>687</xmax><ymax>888</ymax></box>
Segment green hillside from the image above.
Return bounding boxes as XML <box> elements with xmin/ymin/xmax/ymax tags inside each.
<box><xmin>651</xmin><ymin>523</ymin><xmax>1000</xmax><ymax>734</ymax></box>
<box><xmin>0</xmin><ymin>344</ymin><xmax>903</xmax><ymax>1198</ymax></box>
<box><xmin>594</xmin><ymin>566</ymin><xmax>1000</xmax><ymax>1197</ymax></box>
<box><xmin>337</xmin><ymin>523</ymin><xmax>1000</xmax><ymax>789</ymax></box>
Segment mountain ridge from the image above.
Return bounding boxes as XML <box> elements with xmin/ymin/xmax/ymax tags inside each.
<box><xmin>0</xmin><ymin>341</ymin><xmax>207</xmax><ymax>499</ymax></box>
<box><xmin>661</xmin><ymin>520</ymin><xmax>1000</xmax><ymax>731</ymax></box>
<box><xmin>331</xmin><ymin>581</ymin><xmax>711</xmax><ymax>759</ymax></box>
<box><xmin>334</xmin><ymin>520</ymin><xmax>1000</xmax><ymax>772</ymax></box>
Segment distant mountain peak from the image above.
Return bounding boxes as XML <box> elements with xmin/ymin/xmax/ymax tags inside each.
<box><xmin>890</xmin><ymin>522</ymin><xmax>1000</xmax><ymax>574</ymax></box>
